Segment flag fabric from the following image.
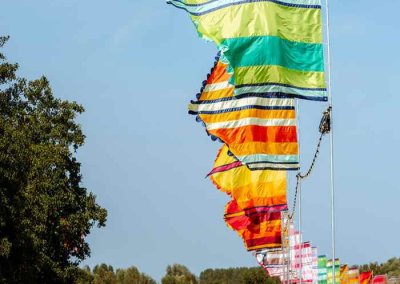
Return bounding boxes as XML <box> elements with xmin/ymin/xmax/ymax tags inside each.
<box><xmin>210</xmin><ymin>145</ymin><xmax>288</xmax><ymax>212</ymax></box>
<box><xmin>371</xmin><ymin>275</ymin><xmax>387</xmax><ymax>284</ymax></box>
<box><xmin>340</xmin><ymin>265</ymin><xmax>349</xmax><ymax>284</ymax></box>
<box><xmin>327</xmin><ymin>259</ymin><xmax>340</xmax><ymax>284</ymax></box>
<box><xmin>318</xmin><ymin>256</ymin><xmax>328</xmax><ymax>284</ymax></box>
<box><xmin>348</xmin><ymin>268</ymin><xmax>360</xmax><ymax>284</ymax></box>
<box><xmin>256</xmin><ymin>248</ymin><xmax>287</xmax><ymax>279</ymax></box>
<box><xmin>224</xmin><ymin>199</ymin><xmax>283</xmax><ymax>250</ymax></box>
<box><xmin>189</xmin><ymin>57</ymin><xmax>300</xmax><ymax>170</ymax></box>
<box><xmin>312</xmin><ymin>248</ymin><xmax>319</xmax><ymax>284</ymax></box>
<box><xmin>167</xmin><ymin>0</ymin><xmax>328</xmax><ymax>102</ymax></box>
<box><xmin>360</xmin><ymin>271</ymin><xmax>373</xmax><ymax>284</ymax></box>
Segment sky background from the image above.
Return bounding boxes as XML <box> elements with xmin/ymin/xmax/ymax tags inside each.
<box><xmin>1</xmin><ymin>0</ymin><xmax>400</xmax><ymax>281</ymax></box>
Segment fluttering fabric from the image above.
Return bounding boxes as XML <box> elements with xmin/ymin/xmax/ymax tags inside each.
<box><xmin>211</xmin><ymin>145</ymin><xmax>287</xmax><ymax>250</ymax></box>
<box><xmin>359</xmin><ymin>271</ymin><xmax>373</xmax><ymax>284</ymax></box>
<box><xmin>347</xmin><ymin>268</ymin><xmax>360</xmax><ymax>284</ymax></box>
<box><xmin>210</xmin><ymin>144</ymin><xmax>288</xmax><ymax>212</ymax></box>
<box><xmin>318</xmin><ymin>256</ymin><xmax>328</xmax><ymax>284</ymax></box>
<box><xmin>312</xmin><ymin>248</ymin><xmax>319</xmax><ymax>284</ymax></box>
<box><xmin>255</xmin><ymin>248</ymin><xmax>288</xmax><ymax>280</ymax></box>
<box><xmin>340</xmin><ymin>265</ymin><xmax>349</xmax><ymax>284</ymax></box>
<box><xmin>190</xmin><ymin>57</ymin><xmax>300</xmax><ymax>170</ymax></box>
<box><xmin>224</xmin><ymin>199</ymin><xmax>283</xmax><ymax>251</ymax></box>
<box><xmin>327</xmin><ymin>259</ymin><xmax>341</xmax><ymax>284</ymax></box>
<box><xmin>371</xmin><ymin>275</ymin><xmax>387</xmax><ymax>284</ymax></box>
<box><xmin>167</xmin><ymin>0</ymin><xmax>328</xmax><ymax>102</ymax></box>
<box><xmin>290</xmin><ymin>242</ymin><xmax>314</xmax><ymax>283</ymax></box>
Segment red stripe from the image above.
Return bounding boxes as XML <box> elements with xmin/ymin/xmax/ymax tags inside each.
<box><xmin>208</xmin><ymin>161</ymin><xmax>242</xmax><ymax>176</ymax></box>
<box><xmin>209</xmin><ymin>125</ymin><xmax>298</xmax><ymax>144</ymax></box>
<box><xmin>246</xmin><ymin>235</ymin><xmax>282</xmax><ymax>248</ymax></box>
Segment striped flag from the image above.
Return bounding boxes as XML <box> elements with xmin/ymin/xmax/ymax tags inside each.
<box><xmin>168</xmin><ymin>0</ymin><xmax>328</xmax><ymax>102</ymax></box>
<box><xmin>189</xmin><ymin>57</ymin><xmax>300</xmax><ymax>170</ymax></box>
<box><xmin>327</xmin><ymin>259</ymin><xmax>340</xmax><ymax>284</ymax></box>
<box><xmin>360</xmin><ymin>271</ymin><xmax>373</xmax><ymax>284</ymax></box>
<box><xmin>347</xmin><ymin>268</ymin><xmax>360</xmax><ymax>284</ymax></box>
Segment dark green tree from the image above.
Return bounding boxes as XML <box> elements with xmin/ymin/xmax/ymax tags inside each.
<box><xmin>162</xmin><ymin>264</ymin><xmax>198</xmax><ymax>284</ymax></box>
<box><xmin>0</xmin><ymin>36</ymin><xmax>107</xmax><ymax>283</ymax></box>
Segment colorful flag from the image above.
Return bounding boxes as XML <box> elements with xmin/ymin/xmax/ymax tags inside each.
<box><xmin>371</xmin><ymin>275</ymin><xmax>387</xmax><ymax>284</ymax></box>
<box><xmin>360</xmin><ymin>271</ymin><xmax>373</xmax><ymax>284</ymax></box>
<box><xmin>340</xmin><ymin>265</ymin><xmax>349</xmax><ymax>284</ymax></box>
<box><xmin>256</xmin><ymin>248</ymin><xmax>287</xmax><ymax>279</ymax></box>
<box><xmin>312</xmin><ymin>248</ymin><xmax>319</xmax><ymax>284</ymax></box>
<box><xmin>318</xmin><ymin>256</ymin><xmax>328</xmax><ymax>284</ymax></box>
<box><xmin>224</xmin><ymin>199</ymin><xmax>282</xmax><ymax>250</ymax></box>
<box><xmin>189</xmin><ymin>57</ymin><xmax>300</xmax><ymax>170</ymax></box>
<box><xmin>327</xmin><ymin>259</ymin><xmax>340</xmax><ymax>284</ymax></box>
<box><xmin>167</xmin><ymin>0</ymin><xmax>328</xmax><ymax>101</ymax></box>
<box><xmin>210</xmin><ymin>145</ymin><xmax>288</xmax><ymax>212</ymax></box>
<box><xmin>348</xmin><ymin>268</ymin><xmax>360</xmax><ymax>284</ymax></box>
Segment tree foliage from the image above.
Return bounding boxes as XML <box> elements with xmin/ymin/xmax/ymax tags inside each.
<box><xmin>199</xmin><ymin>267</ymin><xmax>279</xmax><ymax>284</ymax></box>
<box><xmin>161</xmin><ymin>264</ymin><xmax>198</xmax><ymax>284</ymax></box>
<box><xmin>76</xmin><ymin>264</ymin><xmax>156</xmax><ymax>284</ymax></box>
<box><xmin>357</xmin><ymin>257</ymin><xmax>400</xmax><ymax>279</ymax></box>
<box><xmin>0</xmin><ymin>36</ymin><xmax>107</xmax><ymax>283</ymax></box>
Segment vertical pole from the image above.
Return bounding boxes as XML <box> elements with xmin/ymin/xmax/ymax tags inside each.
<box><xmin>299</xmin><ymin>181</ymin><xmax>302</xmax><ymax>284</ymax></box>
<box><xmin>324</xmin><ymin>0</ymin><xmax>336</xmax><ymax>283</ymax></box>
<box><xmin>296</xmin><ymin>96</ymin><xmax>302</xmax><ymax>284</ymax></box>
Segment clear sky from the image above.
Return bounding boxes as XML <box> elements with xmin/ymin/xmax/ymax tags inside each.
<box><xmin>2</xmin><ymin>0</ymin><xmax>400</xmax><ymax>281</ymax></box>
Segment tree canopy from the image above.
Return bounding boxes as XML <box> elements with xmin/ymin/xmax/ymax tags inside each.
<box><xmin>0</xmin><ymin>36</ymin><xmax>107</xmax><ymax>283</ymax></box>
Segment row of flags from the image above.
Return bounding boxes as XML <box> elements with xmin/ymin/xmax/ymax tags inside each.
<box><xmin>167</xmin><ymin>0</ymin><xmax>327</xmax><ymax>276</ymax></box>
<box><xmin>166</xmin><ymin>1</ymin><xmax>379</xmax><ymax>284</ymax></box>
<box><xmin>255</xmin><ymin>223</ymin><xmax>386</xmax><ymax>284</ymax></box>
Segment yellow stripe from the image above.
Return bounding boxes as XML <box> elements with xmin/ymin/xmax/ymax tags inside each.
<box><xmin>200</xmin><ymin>109</ymin><xmax>296</xmax><ymax>123</ymax></box>
<box><xmin>192</xmin><ymin>2</ymin><xmax>322</xmax><ymax>44</ymax></box>
<box><xmin>200</xmin><ymin>87</ymin><xmax>234</xmax><ymax>101</ymax></box>
<box><xmin>234</xmin><ymin>65</ymin><xmax>326</xmax><ymax>89</ymax></box>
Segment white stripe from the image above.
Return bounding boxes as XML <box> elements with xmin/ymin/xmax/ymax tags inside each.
<box><xmin>206</xmin><ymin>117</ymin><xmax>295</xmax><ymax>130</ymax></box>
<box><xmin>203</xmin><ymin>81</ymin><xmax>232</xmax><ymax>92</ymax></box>
<box><xmin>189</xmin><ymin>97</ymin><xmax>294</xmax><ymax>112</ymax></box>
<box><xmin>248</xmin><ymin>163</ymin><xmax>299</xmax><ymax>170</ymax></box>
<box><xmin>168</xmin><ymin>0</ymin><xmax>321</xmax><ymax>16</ymax></box>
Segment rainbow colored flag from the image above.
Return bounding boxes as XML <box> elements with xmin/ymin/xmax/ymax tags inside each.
<box><xmin>190</xmin><ymin>57</ymin><xmax>300</xmax><ymax>170</ymax></box>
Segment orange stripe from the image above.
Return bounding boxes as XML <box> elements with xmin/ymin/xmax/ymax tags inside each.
<box><xmin>200</xmin><ymin>109</ymin><xmax>296</xmax><ymax>123</ymax></box>
<box><xmin>229</xmin><ymin>141</ymin><xmax>299</xmax><ymax>156</ymax></box>
<box><xmin>205</xmin><ymin>61</ymin><xmax>230</xmax><ymax>84</ymax></box>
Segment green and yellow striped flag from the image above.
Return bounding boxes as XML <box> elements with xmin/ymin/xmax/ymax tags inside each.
<box><xmin>167</xmin><ymin>0</ymin><xmax>327</xmax><ymax>101</ymax></box>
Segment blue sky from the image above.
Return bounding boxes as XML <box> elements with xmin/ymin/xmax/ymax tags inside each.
<box><xmin>2</xmin><ymin>0</ymin><xmax>400</xmax><ymax>281</ymax></box>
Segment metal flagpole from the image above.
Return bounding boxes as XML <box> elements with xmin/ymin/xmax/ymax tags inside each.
<box><xmin>324</xmin><ymin>0</ymin><xmax>336</xmax><ymax>283</ymax></box>
<box><xmin>296</xmin><ymin>97</ymin><xmax>302</xmax><ymax>284</ymax></box>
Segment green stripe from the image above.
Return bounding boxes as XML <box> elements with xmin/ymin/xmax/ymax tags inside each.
<box><xmin>222</xmin><ymin>36</ymin><xmax>324</xmax><ymax>72</ymax></box>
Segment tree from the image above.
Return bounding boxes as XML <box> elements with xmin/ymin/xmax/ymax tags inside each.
<box><xmin>199</xmin><ymin>267</ymin><xmax>280</xmax><ymax>284</ymax></box>
<box><xmin>116</xmin><ymin>266</ymin><xmax>156</xmax><ymax>284</ymax></box>
<box><xmin>93</xmin><ymin>264</ymin><xmax>117</xmax><ymax>284</ymax></box>
<box><xmin>0</xmin><ymin>36</ymin><xmax>107</xmax><ymax>283</ymax></box>
<box><xmin>162</xmin><ymin>264</ymin><xmax>198</xmax><ymax>284</ymax></box>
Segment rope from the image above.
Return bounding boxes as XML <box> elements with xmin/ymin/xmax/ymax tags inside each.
<box><xmin>288</xmin><ymin>107</ymin><xmax>331</xmax><ymax>220</ymax></box>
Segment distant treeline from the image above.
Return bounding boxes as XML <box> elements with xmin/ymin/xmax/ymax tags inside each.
<box><xmin>77</xmin><ymin>257</ymin><xmax>400</xmax><ymax>284</ymax></box>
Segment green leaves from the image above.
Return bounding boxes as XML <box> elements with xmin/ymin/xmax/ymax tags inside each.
<box><xmin>0</xmin><ymin>37</ymin><xmax>107</xmax><ymax>283</ymax></box>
